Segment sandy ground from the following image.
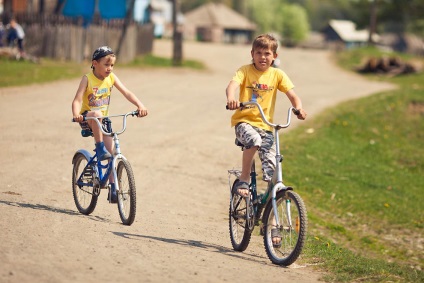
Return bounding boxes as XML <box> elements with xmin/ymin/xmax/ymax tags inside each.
<box><xmin>0</xmin><ymin>40</ymin><xmax>395</xmax><ymax>283</ymax></box>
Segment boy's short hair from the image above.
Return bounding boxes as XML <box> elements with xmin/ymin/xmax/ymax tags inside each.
<box><xmin>252</xmin><ymin>34</ymin><xmax>278</xmax><ymax>54</ymax></box>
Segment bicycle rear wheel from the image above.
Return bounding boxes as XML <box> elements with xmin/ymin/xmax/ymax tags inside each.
<box><xmin>229</xmin><ymin>180</ymin><xmax>253</xmax><ymax>251</ymax></box>
<box><xmin>262</xmin><ymin>190</ymin><xmax>307</xmax><ymax>266</ymax></box>
<box><xmin>72</xmin><ymin>153</ymin><xmax>98</xmax><ymax>215</ymax></box>
<box><xmin>116</xmin><ymin>159</ymin><xmax>136</xmax><ymax>225</ymax></box>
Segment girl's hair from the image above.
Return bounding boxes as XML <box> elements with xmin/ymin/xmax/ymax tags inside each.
<box><xmin>252</xmin><ymin>34</ymin><xmax>278</xmax><ymax>54</ymax></box>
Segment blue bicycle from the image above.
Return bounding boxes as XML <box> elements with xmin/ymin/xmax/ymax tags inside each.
<box><xmin>72</xmin><ymin>111</ymin><xmax>138</xmax><ymax>225</ymax></box>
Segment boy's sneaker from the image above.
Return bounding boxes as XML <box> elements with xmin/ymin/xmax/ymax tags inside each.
<box><xmin>95</xmin><ymin>142</ymin><xmax>111</xmax><ymax>161</ymax></box>
<box><xmin>108</xmin><ymin>183</ymin><xmax>117</xmax><ymax>203</ymax></box>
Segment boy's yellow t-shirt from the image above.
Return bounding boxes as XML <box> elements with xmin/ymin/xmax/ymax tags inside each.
<box><xmin>231</xmin><ymin>64</ymin><xmax>294</xmax><ymax>131</ymax></box>
<box><xmin>80</xmin><ymin>72</ymin><xmax>115</xmax><ymax>116</ymax></box>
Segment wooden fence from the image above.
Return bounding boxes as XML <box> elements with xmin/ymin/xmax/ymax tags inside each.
<box><xmin>14</xmin><ymin>14</ymin><xmax>155</xmax><ymax>63</ymax></box>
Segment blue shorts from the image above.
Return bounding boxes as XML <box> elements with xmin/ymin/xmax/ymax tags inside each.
<box><xmin>79</xmin><ymin>111</ymin><xmax>112</xmax><ymax>137</ymax></box>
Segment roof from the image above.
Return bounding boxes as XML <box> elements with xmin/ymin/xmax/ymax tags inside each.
<box><xmin>328</xmin><ymin>19</ymin><xmax>378</xmax><ymax>42</ymax></box>
<box><xmin>184</xmin><ymin>3</ymin><xmax>256</xmax><ymax>30</ymax></box>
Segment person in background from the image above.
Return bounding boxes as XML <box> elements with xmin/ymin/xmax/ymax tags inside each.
<box><xmin>7</xmin><ymin>19</ymin><xmax>25</xmax><ymax>55</ymax></box>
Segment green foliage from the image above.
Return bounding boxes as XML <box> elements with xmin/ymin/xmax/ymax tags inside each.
<box><xmin>280</xmin><ymin>4</ymin><xmax>310</xmax><ymax>46</ymax></box>
<box><xmin>282</xmin><ymin>48</ymin><xmax>424</xmax><ymax>281</ymax></box>
<box><xmin>247</xmin><ymin>0</ymin><xmax>310</xmax><ymax>46</ymax></box>
<box><xmin>181</xmin><ymin>0</ymin><xmax>424</xmax><ymax>37</ymax></box>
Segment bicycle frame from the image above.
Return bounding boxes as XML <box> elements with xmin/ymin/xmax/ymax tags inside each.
<box><xmin>74</xmin><ymin>111</ymin><xmax>138</xmax><ymax>195</ymax></box>
<box><xmin>238</xmin><ymin>101</ymin><xmax>297</xmax><ymax>228</ymax></box>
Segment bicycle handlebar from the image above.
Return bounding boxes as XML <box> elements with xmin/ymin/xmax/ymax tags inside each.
<box><xmin>226</xmin><ymin>101</ymin><xmax>299</xmax><ymax>130</ymax></box>
<box><xmin>72</xmin><ymin>110</ymin><xmax>139</xmax><ymax>136</ymax></box>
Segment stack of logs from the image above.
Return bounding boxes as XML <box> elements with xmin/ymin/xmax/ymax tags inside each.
<box><xmin>358</xmin><ymin>56</ymin><xmax>420</xmax><ymax>76</ymax></box>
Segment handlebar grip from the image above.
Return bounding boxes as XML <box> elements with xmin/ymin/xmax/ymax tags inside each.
<box><xmin>72</xmin><ymin>117</ymin><xmax>86</xmax><ymax>122</ymax></box>
<box><xmin>292</xmin><ymin>108</ymin><xmax>300</xmax><ymax>116</ymax></box>
<box><xmin>226</xmin><ymin>102</ymin><xmax>244</xmax><ymax>110</ymax></box>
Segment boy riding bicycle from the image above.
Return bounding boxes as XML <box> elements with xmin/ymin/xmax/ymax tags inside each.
<box><xmin>72</xmin><ymin>46</ymin><xmax>148</xmax><ymax>203</ymax></box>
<box><xmin>226</xmin><ymin>34</ymin><xmax>307</xmax><ymax>243</ymax></box>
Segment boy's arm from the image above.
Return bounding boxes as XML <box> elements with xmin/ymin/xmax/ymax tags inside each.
<box><xmin>285</xmin><ymin>89</ymin><xmax>307</xmax><ymax>120</ymax></box>
<box><xmin>226</xmin><ymin>80</ymin><xmax>240</xmax><ymax>110</ymax></box>
<box><xmin>113</xmin><ymin>75</ymin><xmax>148</xmax><ymax>117</ymax></box>
<box><xmin>72</xmin><ymin>76</ymin><xmax>87</xmax><ymax>122</ymax></box>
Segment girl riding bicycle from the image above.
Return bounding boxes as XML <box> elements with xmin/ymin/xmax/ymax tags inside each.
<box><xmin>71</xmin><ymin>46</ymin><xmax>148</xmax><ymax>202</ymax></box>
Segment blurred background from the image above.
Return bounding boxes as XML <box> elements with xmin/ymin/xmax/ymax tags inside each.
<box><xmin>0</xmin><ymin>0</ymin><xmax>423</xmax><ymax>63</ymax></box>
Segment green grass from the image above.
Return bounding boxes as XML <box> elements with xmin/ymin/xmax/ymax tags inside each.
<box><xmin>0</xmin><ymin>54</ymin><xmax>205</xmax><ymax>88</ymax></box>
<box><xmin>128</xmin><ymin>54</ymin><xmax>205</xmax><ymax>69</ymax></box>
<box><xmin>283</xmin><ymin>47</ymin><xmax>424</xmax><ymax>282</ymax></box>
<box><xmin>0</xmin><ymin>58</ymin><xmax>85</xmax><ymax>87</ymax></box>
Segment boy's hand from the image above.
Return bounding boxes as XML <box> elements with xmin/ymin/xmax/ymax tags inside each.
<box><xmin>73</xmin><ymin>115</ymin><xmax>83</xmax><ymax>122</ymax></box>
<box><xmin>226</xmin><ymin>100</ymin><xmax>240</xmax><ymax>110</ymax></box>
<box><xmin>296</xmin><ymin>109</ymin><xmax>307</xmax><ymax>120</ymax></box>
<box><xmin>137</xmin><ymin>106</ymin><xmax>148</xmax><ymax>117</ymax></box>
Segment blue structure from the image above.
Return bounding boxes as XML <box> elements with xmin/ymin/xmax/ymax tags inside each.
<box><xmin>62</xmin><ymin>0</ymin><xmax>127</xmax><ymax>25</ymax></box>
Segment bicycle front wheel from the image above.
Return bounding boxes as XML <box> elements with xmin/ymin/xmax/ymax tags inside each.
<box><xmin>72</xmin><ymin>153</ymin><xmax>98</xmax><ymax>215</ymax></box>
<box><xmin>262</xmin><ymin>190</ymin><xmax>307</xmax><ymax>266</ymax></box>
<box><xmin>229</xmin><ymin>180</ymin><xmax>253</xmax><ymax>251</ymax></box>
<box><xmin>116</xmin><ymin>159</ymin><xmax>136</xmax><ymax>225</ymax></box>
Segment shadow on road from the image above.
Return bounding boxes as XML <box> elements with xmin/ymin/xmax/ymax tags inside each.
<box><xmin>0</xmin><ymin>199</ymin><xmax>110</xmax><ymax>223</ymax></box>
<box><xmin>111</xmin><ymin>231</ymin><xmax>282</xmax><ymax>267</ymax></box>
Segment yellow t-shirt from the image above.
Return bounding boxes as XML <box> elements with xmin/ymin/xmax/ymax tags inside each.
<box><xmin>80</xmin><ymin>72</ymin><xmax>115</xmax><ymax>116</ymax></box>
<box><xmin>231</xmin><ymin>64</ymin><xmax>294</xmax><ymax>131</ymax></box>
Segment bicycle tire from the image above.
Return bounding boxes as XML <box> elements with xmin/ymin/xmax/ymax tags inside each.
<box><xmin>262</xmin><ymin>190</ymin><xmax>307</xmax><ymax>266</ymax></box>
<box><xmin>229</xmin><ymin>180</ymin><xmax>253</xmax><ymax>251</ymax></box>
<box><xmin>116</xmin><ymin>159</ymin><xmax>136</xmax><ymax>225</ymax></box>
<box><xmin>72</xmin><ymin>153</ymin><xmax>98</xmax><ymax>215</ymax></box>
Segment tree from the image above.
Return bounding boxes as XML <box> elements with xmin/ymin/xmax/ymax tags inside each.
<box><xmin>247</xmin><ymin>0</ymin><xmax>310</xmax><ymax>47</ymax></box>
<box><xmin>280</xmin><ymin>4</ymin><xmax>310</xmax><ymax>46</ymax></box>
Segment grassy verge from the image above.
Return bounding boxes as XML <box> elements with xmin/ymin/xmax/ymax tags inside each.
<box><xmin>284</xmin><ymin>47</ymin><xmax>423</xmax><ymax>282</ymax></box>
<box><xmin>0</xmin><ymin>58</ymin><xmax>85</xmax><ymax>87</ymax></box>
<box><xmin>0</xmin><ymin>54</ymin><xmax>205</xmax><ymax>88</ymax></box>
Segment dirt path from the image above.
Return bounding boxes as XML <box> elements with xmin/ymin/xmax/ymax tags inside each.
<box><xmin>0</xmin><ymin>40</ymin><xmax>394</xmax><ymax>283</ymax></box>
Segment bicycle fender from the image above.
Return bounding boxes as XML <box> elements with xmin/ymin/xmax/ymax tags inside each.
<box><xmin>72</xmin><ymin>149</ymin><xmax>93</xmax><ymax>164</ymax></box>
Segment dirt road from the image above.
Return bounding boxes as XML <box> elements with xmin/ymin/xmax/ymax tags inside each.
<box><xmin>0</xmin><ymin>40</ymin><xmax>394</xmax><ymax>283</ymax></box>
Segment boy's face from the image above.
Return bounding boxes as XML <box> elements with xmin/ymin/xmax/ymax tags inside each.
<box><xmin>92</xmin><ymin>55</ymin><xmax>116</xmax><ymax>79</ymax></box>
<box><xmin>251</xmin><ymin>47</ymin><xmax>277</xmax><ymax>72</ymax></box>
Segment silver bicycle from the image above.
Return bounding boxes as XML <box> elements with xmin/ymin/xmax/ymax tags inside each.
<box><xmin>228</xmin><ymin>101</ymin><xmax>308</xmax><ymax>266</ymax></box>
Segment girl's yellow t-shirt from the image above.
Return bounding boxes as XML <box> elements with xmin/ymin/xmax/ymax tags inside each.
<box><xmin>231</xmin><ymin>64</ymin><xmax>294</xmax><ymax>131</ymax></box>
<box><xmin>80</xmin><ymin>72</ymin><xmax>115</xmax><ymax>116</ymax></box>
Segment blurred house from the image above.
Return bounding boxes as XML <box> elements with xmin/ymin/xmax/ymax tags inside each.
<box><xmin>378</xmin><ymin>33</ymin><xmax>424</xmax><ymax>56</ymax></box>
<box><xmin>183</xmin><ymin>3</ymin><xmax>256</xmax><ymax>44</ymax></box>
<box><xmin>323</xmin><ymin>19</ymin><xmax>378</xmax><ymax>50</ymax></box>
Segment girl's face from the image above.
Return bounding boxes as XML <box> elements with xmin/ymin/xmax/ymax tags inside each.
<box><xmin>251</xmin><ymin>47</ymin><xmax>277</xmax><ymax>72</ymax></box>
<box><xmin>92</xmin><ymin>55</ymin><xmax>116</xmax><ymax>80</ymax></box>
